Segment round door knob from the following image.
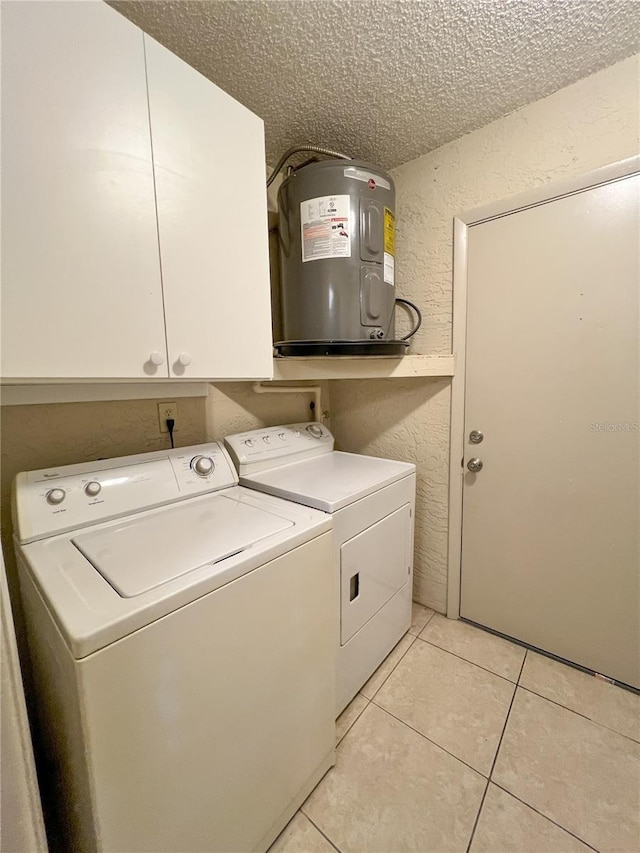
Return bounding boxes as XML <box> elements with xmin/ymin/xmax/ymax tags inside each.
<box><xmin>84</xmin><ymin>481</ymin><xmax>101</xmax><ymax>497</ymax></box>
<box><xmin>306</xmin><ymin>424</ymin><xmax>323</xmax><ymax>438</ymax></box>
<box><xmin>149</xmin><ymin>351</ymin><xmax>164</xmax><ymax>366</ymax></box>
<box><xmin>191</xmin><ymin>455</ymin><xmax>214</xmax><ymax>477</ymax></box>
<box><xmin>46</xmin><ymin>488</ymin><xmax>66</xmax><ymax>505</ymax></box>
<box><xmin>177</xmin><ymin>353</ymin><xmax>192</xmax><ymax>367</ymax></box>
<box><xmin>467</xmin><ymin>457</ymin><xmax>483</xmax><ymax>473</ymax></box>
<box><xmin>469</xmin><ymin>430</ymin><xmax>484</xmax><ymax>444</ymax></box>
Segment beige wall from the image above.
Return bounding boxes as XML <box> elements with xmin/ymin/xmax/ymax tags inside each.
<box><xmin>330</xmin><ymin>54</ymin><xmax>639</xmax><ymax>612</ymax></box>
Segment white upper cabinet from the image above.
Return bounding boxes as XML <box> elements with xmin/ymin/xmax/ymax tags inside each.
<box><xmin>144</xmin><ymin>37</ymin><xmax>273</xmax><ymax>380</ymax></box>
<box><xmin>1</xmin><ymin>3</ymin><xmax>273</xmax><ymax>382</ymax></box>
<box><xmin>1</xmin><ymin>2</ymin><xmax>167</xmax><ymax>380</ymax></box>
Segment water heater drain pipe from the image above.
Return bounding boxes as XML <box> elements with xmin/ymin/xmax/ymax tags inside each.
<box><xmin>251</xmin><ymin>383</ymin><xmax>323</xmax><ymax>422</ymax></box>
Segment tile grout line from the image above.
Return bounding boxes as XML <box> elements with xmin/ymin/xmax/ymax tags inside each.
<box><xmin>300</xmin><ymin>811</ymin><xmax>342</xmax><ymax>853</ymax></box>
<box><xmin>516</xmin><ymin>684</ymin><xmax>640</xmax><ymax>745</ymax></box>
<box><xmin>464</xmin><ymin>650</ymin><xmax>529</xmax><ymax>853</ymax></box>
<box><xmin>519</xmin><ymin>645</ymin><xmax>640</xmax><ymax>743</ymax></box>
<box><xmin>489</xmin><ymin>649</ymin><xmax>528</xmax><ymax>777</ymax></box>
<box><xmin>337</xmin><ymin>608</ymin><xmax>434</xmax><ymax>744</ymax></box>
<box><xmin>464</xmin><ymin>779</ymin><xmax>490</xmax><ymax>853</ymax></box>
<box><xmin>361</xmin><ymin>634</ymin><xmax>417</xmax><ymax>701</ymax></box>
<box><xmin>489</xmin><ymin>782</ymin><xmax>600</xmax><ymax>852</ymax></box>
<box><xmin>497</xmin><ymin>656</ymin><xmax>616</xmax><ymax>851</ymax></box>
<box><xmin>414</xmin><ymin>633</ymin><xmax>523</xmax><ymax>685</ymax></box>
<box><xmin>370</xmin><ymin>700</ymin><xmax>488</xmax><ymax>779</ymax></box>
<box><xmin>336</xmin><ymin>695</ymin><xmax>370</xmax><ymax>746</ymax></box>
<box><xmin>408</xmin><ymin>607</ymin><xmax>436</xmax><ymax>637</ymax></box>
<box><xmin>516</xmin><ymin>650</ymin><xmax>527</xmax><ymax>685</ymax></box>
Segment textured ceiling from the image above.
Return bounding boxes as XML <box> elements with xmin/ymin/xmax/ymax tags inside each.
<box><xmin>111</xmin><ymin>0</ymin><xmax>640</xmax><ymax>171</ymax></box>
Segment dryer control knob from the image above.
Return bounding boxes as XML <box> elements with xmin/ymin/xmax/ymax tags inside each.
<box><xmin>46</xmin><ymin>488</ymin><xmax>66</xmax><ymax>505</ymax></box>
<box><xmin>191</xmin><ymin>455</ymin><xmax>214</xmax><ymax>477</ymax></box>
<box><xmin>85</xmin><ymin>481</ymin><xmax>101</xmax><ymax>497</ymax></box>
<box><xmin>306</xmin><ymin>424</ymin><xmax>324</xmax><ymax>438</ymax></box>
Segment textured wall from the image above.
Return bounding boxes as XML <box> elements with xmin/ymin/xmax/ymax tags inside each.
<box><xmin>330</xmin><ymin>55</ymin><xmax>640</xmax><ymax>612</ymax></box>
<box><xmin>205</xmin><ymin>382</ymin><xmax>330</xmax><ymax>439</ymax></box>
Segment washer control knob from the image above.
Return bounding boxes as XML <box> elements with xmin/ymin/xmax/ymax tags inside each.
<box><xmin>244</xmin><ymin>439</ymin><xmax>255</xmax><ymax>448</ymax></box>
<box><xmin>149</xmin><ymin>351</ymin><xmax>164</xmax><ymax>366</ymax></box>
<box><xmin>191</xmin><ymin>455</ymin><xmax>214</xmax><ymax>477</ymax></box>
<box><xmin>278</xmin><ymin>432</ymin><xmax>286</xmax><ymax>441</ymax></box>
<box><xmin>263</xmin><ymin>435</ymin><xmax>271</xmax><ymax>444</ymax></box>
<box><xmin>306</xmin><ymin>423</ymin><xmax>324</xmax><ymax>438</ymax></box>
<box><xmin>85</xmin><ymin>481</ymin><xmax>101</xmax><ymax>497</ymax></box>
<box><xmin>46</xmin><ymin>488</ymin><xmax>66</xmax><ymax>505</ymax></box>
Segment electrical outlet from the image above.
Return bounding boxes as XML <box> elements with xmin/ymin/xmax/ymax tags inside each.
<box><xmin>158</xmin><ymin>402</ymin><xmax>178</xmax><ymax>433</ymax></box>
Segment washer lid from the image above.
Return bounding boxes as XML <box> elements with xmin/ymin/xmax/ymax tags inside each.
<box><xmin>72</xmin><ymin>494</ymin><xmax>293</xmax><ymax>597</ymax></box>
<box><xmin>240</xmin><ymin>451</ymin><xmax>415</xmax><ymax>513</ymax></box>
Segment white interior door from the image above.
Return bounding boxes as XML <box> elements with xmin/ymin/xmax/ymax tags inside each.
<box><xmin>460</xmin><ymin>173</ymin><xmax>639</xmax><ymax>689</ymax></box>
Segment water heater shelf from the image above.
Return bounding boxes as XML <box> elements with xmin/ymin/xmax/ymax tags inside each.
<box><xmin>271</xmin><ymin>354</ymin><xmax>455</xmax><ymax>381</ymax></box>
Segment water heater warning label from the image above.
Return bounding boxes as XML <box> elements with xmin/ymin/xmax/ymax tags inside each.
<box><xmin>384</xmin><ymin>207</ymin><xmax>395</xmax><ymax>285</ymax></box>
<box><xmin>384</xmin><ymin>207</ymin><xmax>395</xmax><ymax>255</ymax></box>
<box><xmin>301</xmin><ymin>195</ymin><xmax>351</xmax><ymax>262</ymax></box>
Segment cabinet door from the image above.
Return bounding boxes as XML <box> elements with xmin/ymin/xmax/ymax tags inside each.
<box><xmin>144</xmin><ymin>37</ymin><xmax>273</xmax><ymax>380</ymax></box>
<box><xmin>1</xmin><ymin>2</ymin><xmax>167</xmax><ymax>380</ymax></box>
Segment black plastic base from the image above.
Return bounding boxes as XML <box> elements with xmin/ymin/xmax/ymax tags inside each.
<box><xmin>274</xmin><ymin>340</ymin><xmax>410</xmax><ymax>357</ymax></box>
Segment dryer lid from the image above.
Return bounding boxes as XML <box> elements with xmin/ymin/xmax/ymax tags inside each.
<box><xmin>240</xmin><ymin>451</ymin><xmax>415</xmax><ymax>513</ymax></box>
<box><xmin>72</xmin><ymin>493</ymin><xmax>293</xmax><ymax>597</ymax></box>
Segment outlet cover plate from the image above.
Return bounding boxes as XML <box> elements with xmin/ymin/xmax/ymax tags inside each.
<box><xmin>158</xmin><ymin>401</ymin><xmax>178</xmax><ymax>433</ymax></box>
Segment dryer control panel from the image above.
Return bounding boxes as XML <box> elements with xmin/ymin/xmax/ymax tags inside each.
<box><xmin>13</xmin><ymin>442</ymin><xmax>238</xmax><ymax>544</ymax></box>
<box><xmin>225</xmin><ymin>422</ymin><xmax>334</xmax><ymax>475</ymax></box>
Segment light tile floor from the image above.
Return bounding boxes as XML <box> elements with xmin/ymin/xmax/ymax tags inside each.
<box><xmin>270</xmin><ymin>604</ymin><xmax>640</xmax><ymax>853</ymax></box>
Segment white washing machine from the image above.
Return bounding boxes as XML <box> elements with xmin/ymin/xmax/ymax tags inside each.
<box><xmin>225</xmin><ymin>423</ymin><xmax>416</xmax><ymax>714</ymax></box>
<box><xmin>12</xmin><ymin>442</ymin><xmax>335</xmax><ymax>853</ymax></box>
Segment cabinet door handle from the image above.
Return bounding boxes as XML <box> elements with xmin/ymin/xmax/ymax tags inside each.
<box><xmin>149</xmin><ymin>351</ymin><xmax>164</xmax><ymax>366</ymax></box>
<box><xmin>177</xmin><ymin>352</ymin><xmax>192</xmax><ymax>367</ymax></box>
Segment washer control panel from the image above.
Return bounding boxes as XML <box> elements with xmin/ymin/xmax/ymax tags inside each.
<box><xmin>225</xmin><ymin>422</ymin><xmax>334</xmax><ymax>475</ymax></box>
<box><xmin>13</xmin><ymin>442</ymin><xmax>237</xmax><ymax>544</ymax></box>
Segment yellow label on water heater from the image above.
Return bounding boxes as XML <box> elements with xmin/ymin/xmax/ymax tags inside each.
<box><xmin>384</xmin><ymin>207</ymin><xmax>396</xmax><ymax>285</ymax></box>
<box><xmin>384</xmin><ymin>207</ymin><xmax>395</xmax><ymax>255</ymax></box>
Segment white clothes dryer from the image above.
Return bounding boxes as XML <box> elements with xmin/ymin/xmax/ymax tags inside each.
<box><xmin>13</xmin><ymin>442</ymin><xmax>335</xmax><ymax>853</ymax></box>
<box><xmin>225</xmin><ymin>423</ymin><xmax>416</xmax><ymax>714</ymax></box>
